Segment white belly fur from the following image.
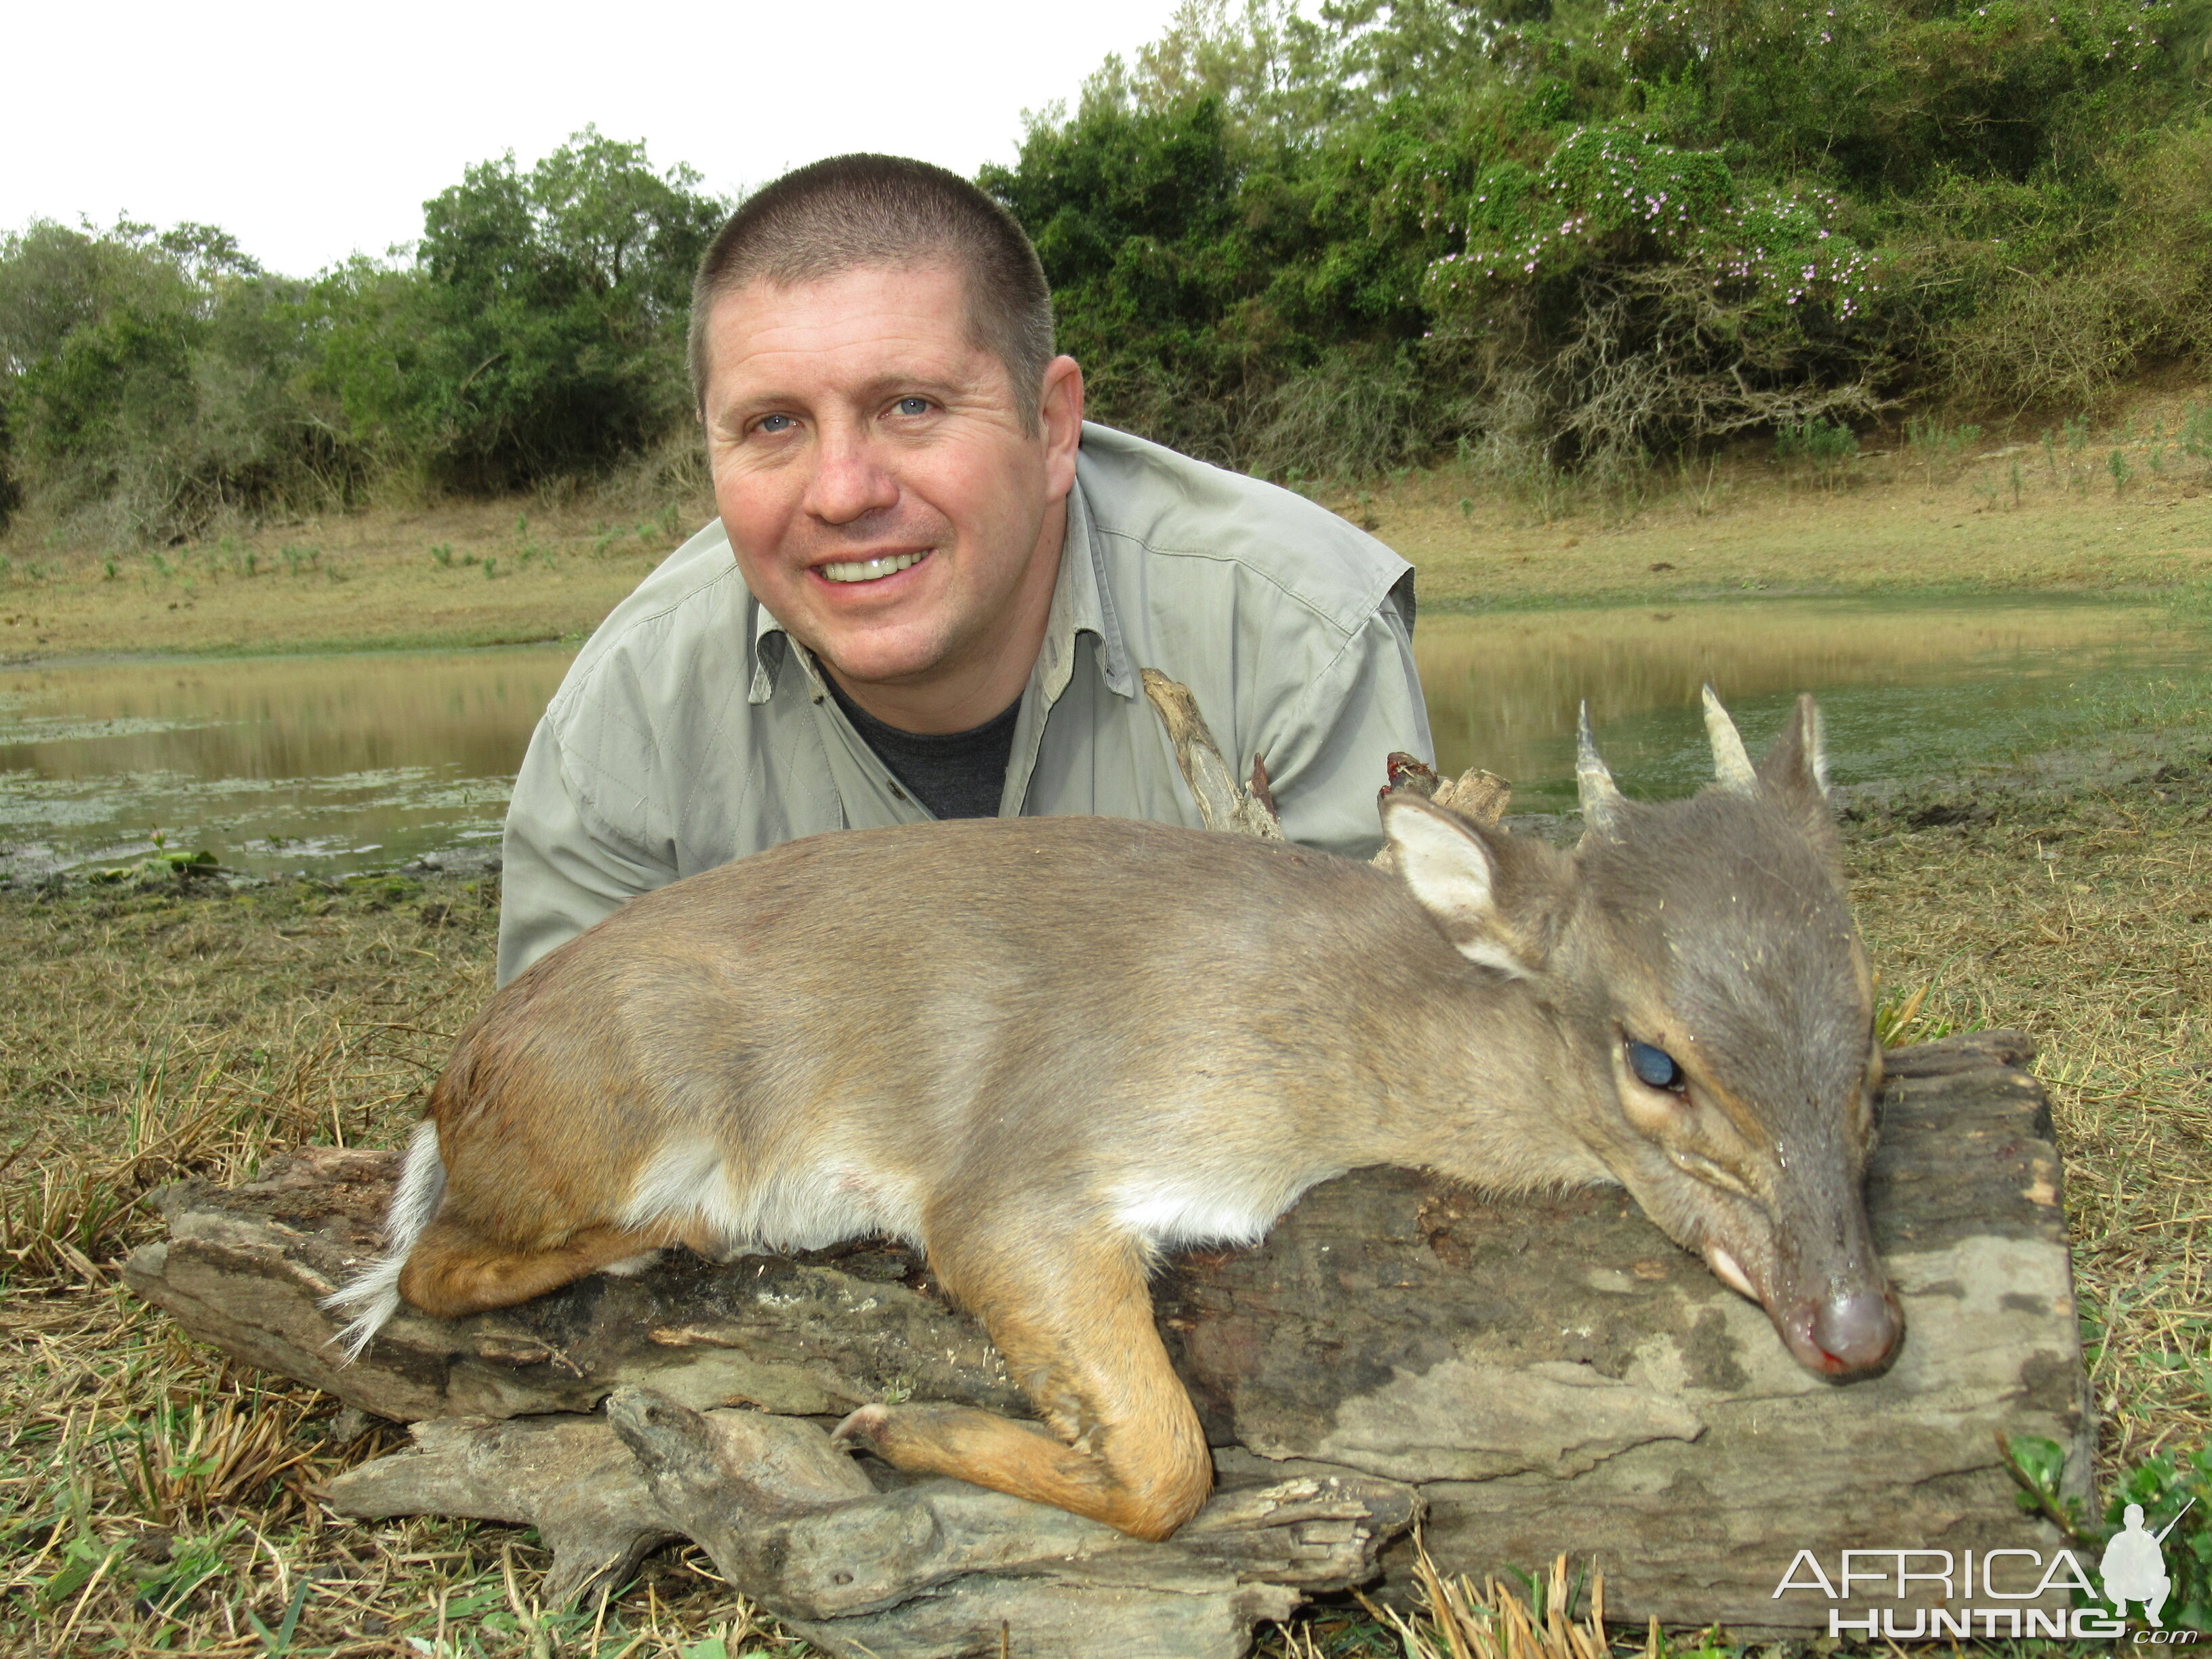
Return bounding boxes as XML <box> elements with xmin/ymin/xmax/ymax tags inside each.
<box><xmin>620</xmin><ymin>1138</ymin><xmax>1340</xmax><ymax>1262</ymax></box>
<box><xmin>1109</xmin><ymin>1163</ymin><xmax>1345</xmax><ymax>1252</ymax></box>
<box><xmin>618</xmin><ymin>1136</ymin><xmax>923</xmax><ymax>1255</ymax></box>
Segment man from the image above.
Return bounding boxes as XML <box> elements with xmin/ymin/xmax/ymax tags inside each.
<box><xmin>497</xmin><ymin>154</ymin><xmax>1431</xmax><ymax>985</ymax></box>
<box><xmin>2101</xmin><ymin>1502</ymin><xmax>2174</xmax><ymax>1627</ymax></box>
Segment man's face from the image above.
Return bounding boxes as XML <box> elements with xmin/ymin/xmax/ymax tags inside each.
<box><xmin>700</xmin><ymin>264</ymin><xmax>1081</xmax><ymax>730</ymax></box>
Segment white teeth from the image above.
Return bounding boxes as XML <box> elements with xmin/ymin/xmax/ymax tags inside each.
<box><xmin>1705</xmin><ymin>1245</ymin><xmax>1758</xmax><ymax>1299</ymax></box>
<box><xmin>819</xmin><ymin>552</ymin><xmax>922</xmax><ymax>583</ymax></box>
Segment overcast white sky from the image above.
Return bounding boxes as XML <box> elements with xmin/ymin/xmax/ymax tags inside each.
<box><xmin>5</xmin><ymin>0</ymin><xmax>1189</xmax><ymax>277</ymax></box>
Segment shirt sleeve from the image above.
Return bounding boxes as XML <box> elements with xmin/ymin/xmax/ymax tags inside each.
<box><xmin>1264</xmin><ymin>594</ymin><xmax>1435</xmax><ymax>861</ymax></box>
<box><xmin>496</xmin><ymin>715</ymin><xmax>676</xmax><ymax>985</ymax></box>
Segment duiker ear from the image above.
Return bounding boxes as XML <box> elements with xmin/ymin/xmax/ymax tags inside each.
<box><xmin>1757</xmin><ymin>694</ymin><xmax>1835</xmax><ymax>833</ymax></box>
<box><xmin>1381</xmin><ymin>796</ymin><xmax>1536</xmax><ymax>979</ymax></box>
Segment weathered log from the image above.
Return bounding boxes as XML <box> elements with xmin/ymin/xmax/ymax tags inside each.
<box><xmin>125</xmin><ymin>1029</ymin><xmax>2089</xmax><ymax>1638</ymax></box>
<box><xmin>323</xmin><ymin>1387</ymin><xmax>1417</xmax><ymax>1658</ymax></box>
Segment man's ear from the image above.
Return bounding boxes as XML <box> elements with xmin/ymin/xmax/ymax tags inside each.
<box><xmin>1040</xmin><ymin>354</ymin><xmax>1084</xmax><ymax>499</ymax></box>
<box><xmin>1381</xmin><ymin>795</ymin><xmax>1540</xmax><ymax>979</ymax></box>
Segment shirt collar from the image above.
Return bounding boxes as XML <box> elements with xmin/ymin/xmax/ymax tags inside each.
<box><xmin>748</xmin><ymin>585</ymin><xmax>804</xmax><ymax>705</ymax></box>
<box><xmin>1044</xmin><ymin>474</ymin><xmax>1135</xmax><ymax>701</ymax></box>
<box><xmin>744</xmin><ymin>478</ymin><xmax>1134</xmax><ymax>708</ymax></box>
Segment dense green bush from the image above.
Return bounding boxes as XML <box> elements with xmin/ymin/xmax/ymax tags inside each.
<box><xmin>314</xmin><ymin>127</ymin><xmax>723</xmax><ymax>492</ymax></box>
<box><xmin>4</xmin><ymin>6</ymin><xmax>2209</xmax><ymax>531</ymax></box>
<box><xmin>0</xmin><ymin>129</ymin><xmax>720</xmax><ymax>538</ymax></box>
<box><xmin>987</xmin><ymin>0</ymin><xmax>2212</xmax><ymax>478</ymax></box>
<box><xmin>0</xmin><ymin>220</ymin><xmax>352</xmax><ymax>539</ymax></box>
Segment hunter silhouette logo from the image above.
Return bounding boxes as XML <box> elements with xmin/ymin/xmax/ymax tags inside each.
<box><xmin>2104</xmin><ymin>1500</ymin><xmax>2194</xmax><ymax>1628</ymax></box>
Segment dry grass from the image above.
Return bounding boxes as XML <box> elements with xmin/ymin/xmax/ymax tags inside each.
<box><xmin>1848</xmin><ymin>745</ymin><xmax>2212</xmax><ymax>1469</ymax></box>
<box><xmin>0</xmin><ymin>870</ymin><xmax>828</xmax><ymax>1655</ymax></box>
<box><xmin>1366</xmin><ymin>390</ymin><xmax>2212</xmax><ymax>612</ymax></box>
<box><xmin>9</xmin><ymin>394</ymin><xmax>2212</xmax><ymax>664</ymax></box>
<box><xmin>1368</xmin><ymin>1554</ymin><xmax>1615</xmax><ymax>1659</ymax></box>
<box><xmin>0</xmin><ymin>493</ymin><xmax>713</xmax><ymax>660</ymax></box>
<box><xmin>2</xmin><ymin>724</ymin><xmax>2209</xmax><ymax>1652</ymax></box>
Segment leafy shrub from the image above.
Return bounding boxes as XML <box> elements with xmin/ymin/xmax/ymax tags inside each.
<box><xmin>0</xmin><ymin>220</ymin><xmax>358</xmax><ymax>540</ymax></box>
<box><xmin>1904</xmin><ymin>415</ymin><xmax>1984</xmax><ymax>483</ymax></box>
<box><xmin>2004</xmin><ymin>1432</ymin><xmax>2211</xmax><ymax>1631</ymax></box>
<box><xmin>315</xmin><ymin>127</ymin><xmax>724</xmax><ymax>491</ymax></box>
<box><xmin>2184</xmin><ymin>401</ymin><xmax>2212</xmax><ymax>462</ymax></box>
<box><xmin>1777</xmin><ymin>417</ymin><xmax>1861</xmax><ymax>485</ymax></box>
<box><xmin>988</xmin><ymin>0</ymin><xmax>2212</xmax><ymax>477</ymax></box>
<box><xmin>0</xmin><ymin>130</ymin><xmax>722</xmax><ymax>537</ymax></box>
<box><xmin>2106</xmin><ymin>1446</ymin><xmax>2212</xmax><ymax>1630</ymax></box>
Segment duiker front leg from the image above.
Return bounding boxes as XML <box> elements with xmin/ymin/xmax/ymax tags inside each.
<box><xmin>832</xmin><ymin>1229</ymin><xmax>1211</xmax><ymax>1540</ymax></box>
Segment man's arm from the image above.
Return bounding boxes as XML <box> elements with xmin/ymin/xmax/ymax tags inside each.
<box><xmin>1261</xmin><ymin>596</ymin><xmax>1435</xmax><ymax>860</ymax></box>
<box><xmin>497</xmin><ymin>718</ymin><xmax>676</xmax><ymax>985</ymax></box>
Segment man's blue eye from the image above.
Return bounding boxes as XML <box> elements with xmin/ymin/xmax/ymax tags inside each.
<box><xmin>896</xmin><ymin>397</ymin><xmax>929</xmax><ymax>415</ymax></box>
<box><xmin>758</xmin><ymin>414</ymin><xmax>794</xmax><ymax>433</ymax></box>
<box><xmin>1627</xmin><ymin>1040</ymin><xmax>1684</xmax><ymax>1090</ymax></box>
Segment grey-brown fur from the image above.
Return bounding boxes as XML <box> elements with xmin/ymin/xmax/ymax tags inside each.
<box><xmin>333</xmin><ymin>692</ymin><xmax>1896</xmax><ymax>1538</ymax></box>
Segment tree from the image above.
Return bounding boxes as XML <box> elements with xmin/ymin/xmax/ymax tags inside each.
<box><xmin>326</xmin><ymin>127</ymin><xmax>725</xmax><ymax>489</ymax></box>
<box><xmin>0</xmin><ymin>218</ymin><xmax>345</xmax><ymax>538</ymax></box>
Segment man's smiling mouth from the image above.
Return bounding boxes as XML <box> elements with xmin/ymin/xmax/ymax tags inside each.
<box><xmin>817</xmin><ymin>552</ymin><xmax>926</xmax><ymax>584</ymax></box>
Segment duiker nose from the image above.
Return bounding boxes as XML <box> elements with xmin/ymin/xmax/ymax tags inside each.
<box><xmin>1810</xmin><ymin>1284</ymin><xmax>1902</xmax><ymax>1375</ymax></box>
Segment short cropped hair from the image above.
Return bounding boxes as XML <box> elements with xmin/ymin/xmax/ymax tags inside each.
<box><xmin>689</xmin><ymin>155</ymin><xmax>1057</xmax><ymax>432</ymax></box>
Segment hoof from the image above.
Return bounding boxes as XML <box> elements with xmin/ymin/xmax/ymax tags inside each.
<box><xmin>832</xmin><ymin>1403</ymin><xmax>890</xmax><ymax>1452</ymax></box>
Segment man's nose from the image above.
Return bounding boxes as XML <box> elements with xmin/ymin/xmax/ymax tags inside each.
<box><xmin>803</xmin><ymin>428</ymin><xmax>900</xmax><ymax>524</ymax></box>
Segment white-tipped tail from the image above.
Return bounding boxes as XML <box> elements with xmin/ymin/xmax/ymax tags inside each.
<box><xmin>322</xmin><ymin>1120</ymin><xmax>445</xmax><ymax>1361</ymax></box>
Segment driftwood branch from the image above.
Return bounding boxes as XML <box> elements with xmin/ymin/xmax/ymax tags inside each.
<box><xmin>1368</xmin><ymin>750</ymin><xmax>1514</xmax><ymax>872</ymax></box>
<box><xmin>325</xmin><ymin>1387</ymin><xmax>1416</xmax><ymax>1658</ymax></box>
<box><xmin>1375</xmin><ymin>750</ymin><xmax>1513</xmax><ymax>829</ymax></box>
<box><xmin>1142</xmin><ymin>668</ymin><xmax>1287</xmax><ymax>840</ymax></box>
<box><xmin>1142</xmin><ymin>664</ymin><xmax>1510</xmax><ymax>860</ymax></box>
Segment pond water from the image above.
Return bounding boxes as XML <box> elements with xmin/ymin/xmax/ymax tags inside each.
<box><xmin>1418</xmin><ymin>596</ymin><xmax>2212</xmax><ymax>813</ymax></box>
<box><xmin>0</xmin><ymin>649</ymin><xmax>573</xmax><ymax>880</ymax></box>
<box><xmin>3</xmin><ymin>595</ymin><xmax>2207</xmax><ymax>879</ymax></box>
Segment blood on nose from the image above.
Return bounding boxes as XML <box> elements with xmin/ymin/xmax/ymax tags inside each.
<box><xmin>1811</xmin><ymin>1285</ymin><xmax>1902</xmax><ymax>1375</ymax></box>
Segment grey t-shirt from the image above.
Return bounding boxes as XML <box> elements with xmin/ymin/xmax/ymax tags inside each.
<box><xmin>823</xmin><ymin>676</ymin><xmax>1021</xmax><ymax>821</ymax></box>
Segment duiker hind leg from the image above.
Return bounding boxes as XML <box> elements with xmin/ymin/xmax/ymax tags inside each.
<box><xmin>832</xmin><ymin>1231</ymin><xmax>1212</xmax><ymax>1540</ymax></box>
<box><xmin>396</xmin><ymin>1214</ymin><xmax>674</xmax><ymax>1319</ymax></box>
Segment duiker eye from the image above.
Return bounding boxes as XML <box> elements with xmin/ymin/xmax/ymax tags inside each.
<box><xmin>1626</xmin><ymin>1040</ymin><xmax>1685</xmax><ymax>1091</ymax></box>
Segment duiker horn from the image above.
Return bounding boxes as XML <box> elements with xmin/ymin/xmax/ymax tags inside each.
<box><xmin>1702</xmin><ymin>684</ymin><xmax>1758</xmax><ymax>792</ymax></box>
<box><xmin>1575</xmin><ymin>701</ymin><xmax>1627</xmax><ymax>835</ymax></box>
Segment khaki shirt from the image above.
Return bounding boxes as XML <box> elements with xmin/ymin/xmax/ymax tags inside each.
<box><xmin>497</xmin><ymin>422</ymin><xmax>1432</xmax><ymax>984</ymax></box>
